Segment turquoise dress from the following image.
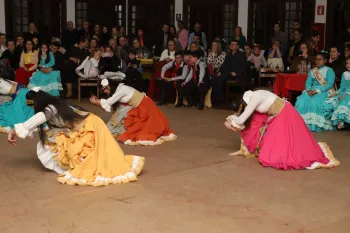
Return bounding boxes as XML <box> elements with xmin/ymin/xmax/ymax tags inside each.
<box><xmin>331</xmin><ymin>71</ymin><xmax>350</xmax><ymax>126</ymax></box>
<box><xmin>295</xmin><ymin>66</ymin><xmax>336</xmax><ymax>132</ymax></box>
<box><xmin>27</xmin><ymin>52</ymin><xmax>63</xmax><ymax>96</ymax></box>
<box><xmin>0</xmin><ymin>87</ymin><xmax>34</xmax><ymax>132</ymax></box>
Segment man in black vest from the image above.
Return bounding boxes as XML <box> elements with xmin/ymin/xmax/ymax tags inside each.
<box><xmin>157</xmin><ymin>52</ymin><xmax>191</xmax><ymax>107</ymax></box>
<box><xmin>183</xmin><ymin>50</ymin><xmax>209</xmax><ymax>110</ymax></box>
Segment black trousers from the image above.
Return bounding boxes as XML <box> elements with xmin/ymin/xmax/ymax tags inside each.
<box><xmin>159</xmin><ymin>79</ymin><xmax>184</xmax><ymax>102</ymax></box>
<box><xmin>182</xmin><ymin>78</ymin><xmax>209</xmax><ymax>104</ymax></box>
<box><xmin>61</xmin><ymin>60</ymin><xmax>78</xmax><ymax>85</ymax></box>
<box><xmin>211</xmin><ymin>74</ymin><xmax>242</xmax><ymax>103</ymax></box>
<box><xmin>125</xmin><ymin>68</ymin><xmax>144</xmax><ymax>92</ymax></box>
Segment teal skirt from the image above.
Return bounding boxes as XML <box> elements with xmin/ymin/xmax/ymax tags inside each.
<box><xmin>27</xmin><ymin>70</ymin><xmax>63</xmax><ymax>96</ymax></box>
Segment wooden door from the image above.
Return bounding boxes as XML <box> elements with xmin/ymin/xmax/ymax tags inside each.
<box><xmin>326</xmin><ymin>0</ymin><xmax>350</xmax><ymax>48</ymax></box>
<box><xmin>86</xmin><ymin>0</ymin><xmax>125</xmax><ymax>28</ymax></box>
<box><xmin>183</xmin><ymin>0</ymin><xmax>238</xmax><ymax>44</ymax></box>
<box><xmin>128</xmin><ymin>0</ymin><xmax>174</xmax><ymax>38</ymax></box>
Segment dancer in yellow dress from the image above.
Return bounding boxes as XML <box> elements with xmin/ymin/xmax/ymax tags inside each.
<box><xmin>7</xmin><ymin>88</ymin><xmax>145</xmax><ymax>186</ymax></box>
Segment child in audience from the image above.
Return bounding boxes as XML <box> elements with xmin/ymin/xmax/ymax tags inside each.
<box><xmin>75</xmin><ymin>49</ymin><xmax>102</xmax><ymax>78</ymax></box>
<box><xmin>125</xmin><ymin>49</ymin><xmax>143</xmax><ymax>91</ymax></box>
<box><xmin>331</xmin><ymin>57</ymin><xmax>350</xmax><ymax>129</ymax></box>
<box><xmin>247</xmin><ymin>44</ymin><xmax>267</xmax><ymax>69</ymax></box>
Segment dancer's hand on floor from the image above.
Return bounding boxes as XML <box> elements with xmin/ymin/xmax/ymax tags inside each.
<box><xmin>90</xmin><ymin>96</ymin><xmax>100</xmax><ymax>105</ymax></box>
<box><xmin>8</xmin><ymin>130</ymin><xmax>17</xmax><ymax>146</ymax></box>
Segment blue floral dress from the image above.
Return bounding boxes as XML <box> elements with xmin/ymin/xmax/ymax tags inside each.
<box><xmin>27</xmin><ymin>52</ymin><xmax>63</xmax><ymax>96</ymax></box>
<box><xmin>331</xmin><ymin>71</ymin><xmax>350</xmax><ymax>127</ymax></box>
<box><xmin>295</xmin><ymin>66</ymin><xmax>336</xmax><ymax>132</ymax></box>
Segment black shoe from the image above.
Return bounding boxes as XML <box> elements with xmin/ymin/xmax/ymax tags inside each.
<box><xmin>198</xmin><ymin>104</ymin><xmax>204</xmax><ymax>110</ymax></box>
<box><xmin>175</xmin><ymin>102</ymin><xmax>183</xmax><ymax>108</ymax></box>
<box><xmin>156</xmin><ymin>101</ymin><xmax>166</xmax><ymax>106</ymax></box>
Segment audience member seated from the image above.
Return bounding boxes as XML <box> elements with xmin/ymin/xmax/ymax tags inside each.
<box><xmin>182</xmin><ymin>50</ymin><xmax>209</xmax><ymax>110</ymax></box>
<box><xmin>188</xmin><ymin>42</ymin><xmax>205</xmax><ymax>63</ymax></box>
<box><xmin>244</xmin><ymin>44</ymin><xmax>252</xmax><ymax>59</ymax></box>
<box><xmin>167</xmin><ymin>25</ymin><xmax>179</xmax><ymax>50</ymax></box>
<box><xmin>125</xmin><ymin>49</ymin><xmax>143</xmax><ymax>91</ymax></box>
<box><xmin>61</xmin><ymin>37</ymin><xmax>90</xmax><ymax>98</ymax></box>
<box><xmin>78</xmin><ymin>20</ymin><xmax>92</xmax><ymax>40</ymax></box>
<box><xmin>290</xmin><ymin>42</ymin><xmax>315</xmax><ymax>73</ymax></box>
<box><xmin>99</xmin><ymin>46</ymin><xmax>126</xmax><ymax>80</ymax></box>
<box><xmin>247</xmin><ymin>44</ymin><xmax>267</xmax><ymax>69</ymax></box>
<box><xmin>307</xmin><ymin>30</ymin><xmax>321</xmax><ymax>55</ymax></box>
<box><xmin>211</xmin><ymin>40</ymin><xmax>247</xmax><ymax>104</ymax></box>
<box><xmin>27</xmin><ymin>42</ymin><xmax>63</xmax><ymax>96</ymax></box>
<box><xmin>267</xmin><ymin>40</ymin><xmax>284</xmax><ymax>70</ymax></box>
<box><xmin>160</xmin><ymin>40</ymin><xmax>177</xmax><ymax>62</ymax></box>
<box><xmin>177</xmin><ymin>21</ymin><xmax>189</xmax><ymax>51</ymax></box>
<box><xmin>100</xmin><ymin>26</ymin><xmax>110</xmax><ymax>46</ymax></box>
<box><xmin>288</xmin><ymin>29</ymin><xmax>303</xmax><ymax>62</ymax></box>
<box><xmin>188</xmin><ymin>22</ymin><xmax>208</xmax><ymax>50</ymax></box>
<box><xmin>15</xmin><ymin>39</ymin><xmax>38</xmax><ymax>86</ymax></box>
<box><xmin>49</xmin><ymin>41</ymin><xmax>65</xmax><ymax>73</ymax></box>
<box><xmin>295</xmin><ymin>52</ymin><xmax>336</xmax><ymax>132</ymax></box>
<box><xmin>272</xmin><ymin>23</ymin><xmax>288</xmax><ymax>51</ymax></box>
<box><xmin>0</xmin><ymin>33</ymin><xmax>7</xmax><ymax>57</ymax></box>
<box><xmin>92</xmin><ymin>24</ymin><xmax>101</xmax><ymax>41</ymax></box>
<box><xmin>89</xmin><ymin>38</ymin><xmax>100</xmax><ymax>53</ymax></box>
<box><xmin>61</xmin><ymin>21</ymin><xmax>78</xmax><ymax>51</ymax></box>
<box><xmin>207</xmin><ymin>41</ymin><xmax>226</xmax><ymax>74</ymax></box>
<box><xmin>132</xmin><ymin>38</ymin><xmax>152</xmax><ymax>59</ymax></box>
<box><xmin>1</xmin><ymin>39</ymin><xmax>20</xmax><ymax>70</ymax></box>
<box><xmin>111</xmin><ymin>27</ymin><xmax>118</xmax><ymax>41</ymax></box>
<box><xmin>23</xmin><ymin>22</ymin><xmax>40</xmax><ymax>43</ymax></box>
<box><xmin>232</xmin><ymin>26</ymin><xmax>247</xmax><ymax>49</ymax></box>
<box><xmin>135</xmin><ymin>28</ymin><xmax>152</xmax><ymax>50</ymax></box>
<box><xmin>157</xmin><ymin>52</ymin><xmax>191</xmax><ymax>106</ymax></box>
<box><xmin>75</xmin><ymin>49</ymin><xmax>101</xmax><ymax>78</ymax></box>
<box><xmin>154</xmin><ymin>23</ymin><xmax>174</xmax><ymax>57</ymax></box>
<box><xmin>15</xmin><ymin>35</ymin><xmax>24</xmax><ymax>54</ymax></box>
<box><xmin>326</xmin><ymin>46</ymin><xmax>345</xmax><ymax>81</ymax></box>
<box><xmin>116</xmin><ymin>36</ymin><xmax>129</xmax><ymax>62</ymax></box>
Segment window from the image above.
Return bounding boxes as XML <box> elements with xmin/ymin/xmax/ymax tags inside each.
<box><xmin>131</xmin><ymin>5</ymin><xmax>137</xmax><ymax>34</ymax></box>
<box><xmin>76</xmin><ymin>0</ymin><xmax>87</xmax><ymax>30</ymax></box>
<box><xmin>187</xmin><ymin>6</ymin><xmax>191</xmax><ymax>28</ymax></box>
<box><xmin>284</xmin><ymin>1</ymin><xmax>302</xmax><ymax>36</ymax></box>
<box><xmin>223</xmin><ymin>4</ymin><xmax>236</xmax><ymax>42</ymax></box>
<box><xmin>13</xmin><ymin>0</ymin><xmax>31</xmax><ymax>34</ymax></box>
<box><xmin>169</xmin><ymin>4</ymin><xmax>174</xmax><ymax>25</ymax></box>
<box><xmin>115</xmin><ymin>4</ymin><xmax>123</xmax><ymax>27</ymax></box>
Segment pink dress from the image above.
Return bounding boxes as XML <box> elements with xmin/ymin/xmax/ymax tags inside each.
<box><xmin>232</xmin><ymin>90</ymin><xmax>339</xmax><ymax>170</ymax></box>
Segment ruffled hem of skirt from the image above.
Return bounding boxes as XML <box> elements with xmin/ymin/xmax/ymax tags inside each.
<box><xmin>57</xmin><ymin>156</ymin><xmax>145</xmax><ymax>186</ymax></box>
<box><xmin>300</xmin><ymin>113</ymin><xmax>335</xmax><ymax>131</ymax></box>
<box><xmin>27</xmin><ymin>82</ymin><xmax>63</xmax><ymax>93</ymax></box>
<box><xmin>306</xmin><ymin>142</ymin><xmax>340</xmax><ymax>169</ymax></box>
<box><xmin>331</xmin><ymin>105</ymin><xmax>350</xmax><ymax>125</ymax></box>
<box><xmin>122</xmin><ymin>133</ymin><xmax>177</xmax><ymax>146</ymax></box>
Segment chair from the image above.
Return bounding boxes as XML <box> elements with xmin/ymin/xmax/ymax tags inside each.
<box><xmin>78</xmin><ymin>77</ymin><xmax>100</xmax><ymax>102</ymax></box>
<box><xmin>258</xmin><ymin>67</ymin><xmax>278</xmax><ymax>89</ymax></box>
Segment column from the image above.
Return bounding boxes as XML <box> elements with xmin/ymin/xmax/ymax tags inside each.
<box><xmin>314</xmin><ymin>0</ymin><xmax>327</xmax><ymax>23</ymax></box>
<box><xmin>67</xmin><ymin>0</ymin><xmax>76</xmax><ymax>26</ymax></box>
<box><xmin>238</xmin><ymin>0</ymin><xmax>249</xmax><ymax>39</ymax></box>
<box><xmin>0</xmin><ymin>0</ymin><xmax>6</xmax><ymax>33</ymax></box>
<box><xmin>174</xmin><ymin>0</ymin><xmax>183</xmax><ymax>26</ymax></box>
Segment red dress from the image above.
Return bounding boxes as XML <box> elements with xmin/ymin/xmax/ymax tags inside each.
<box><xmin>15</xmin><ymin>64</ymin><xmax>35</xmax><ymax>86</ymax></box>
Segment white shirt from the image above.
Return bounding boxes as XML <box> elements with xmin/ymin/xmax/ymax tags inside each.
<box><xmin>160</xmin><ymin>50</ymin><xmax>176</xmax><ymax>61</ymax></box>
<box><xmin>232</xmin><ymin>90</ymin><xmax>277</xmax><ymax>129</ymax></box>
<box><xmin>161</xmin><ymin>61</ymin><xmax>191</xmax><ymax>81</ymax></box>
<box><xmin>14</xmin><ymin>105</ymin><xmax>64</xmax><ymax>139</ymax></box>
<box><xmin>100</xmin><ymin>84</ymin><xmax>135</xmax><ymax>112</ymax></box>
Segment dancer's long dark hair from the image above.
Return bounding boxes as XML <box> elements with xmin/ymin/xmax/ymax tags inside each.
<box><xmin>26</xmin><ymin>91</ymin><xmax>89</xmax><ymax>145</ymax></box>
<box><xmin>38</xmin><ymin>42</ymin><xmax>51</xmax><ymax>64</ymax></box>
<box><xmin>232</xmin><ymin>98</ymin><xmax>253</xmax><ymax>129</ymax></box>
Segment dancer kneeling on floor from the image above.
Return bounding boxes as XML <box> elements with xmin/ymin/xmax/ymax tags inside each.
<box><xmin>224</xmin><ymin>89</ymin><xmax>339</xmax><ymax>170</ymax></box>
<box><xmin>157</xmin><ymin>51</ymin><xmax>192</xmax><ymax>107</ymax></box>
<box><xmin>7</xmin><ymin>88</ymin><xmax>145</xmax><ymax>186</ymax></box>
<box><xmin>90</xmin><ymin>79</ymin><xmax>176</xmax><ymax>146</ymax></box>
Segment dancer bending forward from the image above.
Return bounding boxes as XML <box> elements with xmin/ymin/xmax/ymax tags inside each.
<box><xmin>8</xmin><ymin>90</ymin><xmax>145</xmax><ymax>186</ymax></box>
<box><xmin>90</xmin><ymin>79</ymin><xmax>176</xmax><ymax>146</ymax></box>
<box><xmin>224</xmin><ymin>90</ymin><xmax>339</xmax><ymax>170</ymax></box>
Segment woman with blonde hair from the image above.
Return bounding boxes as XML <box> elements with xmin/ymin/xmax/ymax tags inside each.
<box><xmin>75</xmin><ymin>49</ymin><xmax>102</xmax><ymax>78</ymax></box>
<box><xmin>207</xmin><ymin>41</ymin><xmax>226</xmax><ymax>74</ymax></box>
